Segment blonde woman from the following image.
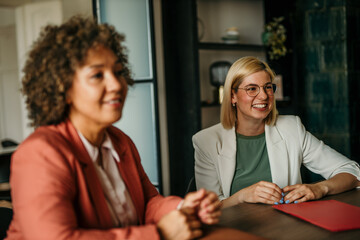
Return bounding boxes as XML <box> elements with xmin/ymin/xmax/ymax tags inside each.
<box><xmin>193</xmin><ymin>56</ymin><xmax>360</xmax><ymax>208</ymax></box>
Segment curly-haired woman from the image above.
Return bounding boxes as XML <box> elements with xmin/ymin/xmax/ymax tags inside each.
<box><xmin>6</xmin><ymin>16</ymin><xmax>221</xmax><ymax>240</ymax></box>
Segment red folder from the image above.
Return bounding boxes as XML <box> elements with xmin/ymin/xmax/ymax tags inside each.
<box><xmin>273</xmin><ymin>200</ymin><xmax>360</xmax><ymax>232</ymax></box>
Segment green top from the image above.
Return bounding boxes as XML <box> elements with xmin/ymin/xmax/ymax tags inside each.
<box><xmin>230</xmin><ymin>132</ymin><xmax>272</xmax><ymax>196</ymax></box>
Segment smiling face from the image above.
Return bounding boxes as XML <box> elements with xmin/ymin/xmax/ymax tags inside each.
<box><xmin>67</xmin><ymin>45</ymin><xmax>128</xmax><ymax>139</ymax></box>
<box><xmin>231</xmin><ymin>70</ymin><xmax>274</xmax><ymax>125</ymax></box>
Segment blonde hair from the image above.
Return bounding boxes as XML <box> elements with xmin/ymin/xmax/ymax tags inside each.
<box><xmin>220</xmin><ymin>56</ymin><xmax>278</xmax><ymax>129</ymax></box>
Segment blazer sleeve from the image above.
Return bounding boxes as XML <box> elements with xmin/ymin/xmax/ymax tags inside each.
<box><xmin>193</xmin><ymin>131</ymin><xmax>226</xmax><ymax>200</ymax></box>
<box><xmin>294</xmin><ymin>116</ymin><xmax>360</xmax><ymax>181</ymax></box>
<box><xmin>126</xmin><ymin>137</ymin><xmax>182</xmax><ymax>224</ymax></box>
<box><xmin>9</xmin><ymin>133</ymin><xmax>176</xmax><ymax>240</ymax></box>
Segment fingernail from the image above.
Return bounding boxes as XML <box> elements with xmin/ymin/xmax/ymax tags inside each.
<box><xmin>285</xmin><ymin>200</ymin><xmax>290</xmax><ymax>204</ymax></box>
<box><xmin>274</xmin><ymin>202</ymin><xmax>279</xmax><ymax>205</ymax></box>
<box><xmin>279</xmin><ymin>199</ymin><xmax>284</xmax><ymax>204</ymax></box>
<box><xmin>294</xmin><ymin>201</ymin><xmax>298</xmax><ymax>204</ymax></box>
<box><xmin>281</xmin><ymin>192</ymin><xmax>285</xmax><ymax>196</ymax></box>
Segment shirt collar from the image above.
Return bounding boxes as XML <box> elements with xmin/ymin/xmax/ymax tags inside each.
<box><xmin>77</xmin><ymin>130</ymin><xmax>120</xmax><ymax>163</ymax></box>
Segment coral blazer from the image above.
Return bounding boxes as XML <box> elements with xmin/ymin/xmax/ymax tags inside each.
<box><xmin>6</xmin><ymin>120</ymin><xmax>181</xmax><ymax>240</ymax></box>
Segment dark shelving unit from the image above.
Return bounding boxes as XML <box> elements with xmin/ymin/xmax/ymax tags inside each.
<box><xmin>198</xmin><ymin>42</ymin><xmax>265</xmax><ymax>51</ymax></box>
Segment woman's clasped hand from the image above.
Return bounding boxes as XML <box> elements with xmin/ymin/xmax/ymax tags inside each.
<box><xmin>232</xmin><ymin>172</ymin><xmax>360</xmax><ymax>206</ymax></box>
<box><xmin>157</xmin><ymin>189</ymin><xmax>221</xmax><ymax>239</ymax></box>
<box><xmin>234</xmin><ymin>181</ymin><xmax>283</xmax><ymax>205</ymax></box>
<box><xmin>234</xmin><ymin>180</ymin><xmax>320</xmax><ymax>205</ymax></box>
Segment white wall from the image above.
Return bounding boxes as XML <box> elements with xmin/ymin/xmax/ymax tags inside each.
<box><xmin>0</xmin><ymin>0</ymin><xmax>92</xmax><ymax>144</ymax></box>
<box><xmin>16</xmin><ymin>1</ymin><xmax>65</xmax><ymax>139</ymax></box>
<box><xmin>197</xmin><ymin>0</ymin><xmax>264</xmax><ymax>44</ymax></box>
<box><xmin>0</xmin><ymin>8</ymin><xmax>22</xmax><ymax>143</ymax></box>
<box><xmin>0</xmin><ymin>7</ymin><xmax>16</xmax><ymax>25</ymax></box>
<box><xmin>62</xmin><ymin>0</ymin><xmax>92</xmax><ymax>21</ymax></box>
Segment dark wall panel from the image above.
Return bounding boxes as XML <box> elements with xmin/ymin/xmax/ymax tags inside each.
<box><xmin>161</xmin><ymin>0</ymin><xmax>201</xmax><ymax>196</ymax></box>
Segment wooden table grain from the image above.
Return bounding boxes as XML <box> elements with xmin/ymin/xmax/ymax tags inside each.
<box><xmin>206</xmin><ymin>188</ymin><xmax>360</xmax><ymax>240</ymax></box>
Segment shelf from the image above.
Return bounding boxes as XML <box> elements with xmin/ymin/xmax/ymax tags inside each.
<box><xmin>198</xmin><ymin>42</ymin><xmax>265</xmax><ymax>52</ymax></box>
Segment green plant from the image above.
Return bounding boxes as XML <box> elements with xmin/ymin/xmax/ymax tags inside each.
<box><xmin>262</xmin><ymin>17</ymin><xmax>287</xmax><ymax>60</ymax></box>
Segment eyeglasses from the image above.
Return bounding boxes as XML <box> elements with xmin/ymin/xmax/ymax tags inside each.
<box><xmin>237</xmin><ymin>83</ymin><xmax>277</xmax><ymax>97</ymax></box>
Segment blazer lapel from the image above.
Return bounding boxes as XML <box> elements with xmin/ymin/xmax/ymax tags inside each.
<box><xmin>265</xmin><ymin>124</ymin><xmax>290</xmax><ymax>188</ymax></box>
<box><xmin>217</xmin><ymin>126</ymin><xmax>237</xmax><ymax>198</ymax></box>
<box><xmin>108</xmin><ymin>129</ymin><xmax>145</xmax><ymax>225</ymax></box>
<box><xmin>117</xmin><ymin>151</ymin><xmax>145</xmax><ymax>224</ymax></box>
<box><xmin>62</xmin><ymin>120</ymin><xmax>114</xmax><ymax>228</ymax></box>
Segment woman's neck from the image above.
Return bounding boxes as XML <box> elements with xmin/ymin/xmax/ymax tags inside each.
<box><xmin>236</xmin><ymin>119</ymin><xmax>265</xmax><ymax>136</ymax></box>
<box><xmin>80</xmin><ymin>129</ymin><xmax>106</xmax><ymax>147</ymax></box>
<box><xmin>70</xmin><ymin>117</ymin><xmax>106</xmax><ymax>147</ymax></box>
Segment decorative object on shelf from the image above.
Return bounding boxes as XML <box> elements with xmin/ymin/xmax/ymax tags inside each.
<box><xmin>273</xmin><ymin>75</ymin><xmax>284</xmax><ymax>100</ymax></box>
<box><xmin>210</xmin><ymin>61</ymin><xmax>232</xmax><ymax>104</ymax></box>
<box><xmin>262</xmin><ymin>17</ymin><xmax>287</xmax><ymax>60</ymax></box>
<box><xmin>221</xmin><ymin>27</ymin><xmax>240</xmax><ymax>44</ymax></box>
<box><xmin>197</xmin><ymin>18</ymin><xmax>205</xmax><ymax>41</ymax></box>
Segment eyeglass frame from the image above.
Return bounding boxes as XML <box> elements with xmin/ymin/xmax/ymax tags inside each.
<box><xmin>235</xmin><ymin>83</ymin><xmax>277</xmax><ymax>97</ymax></box>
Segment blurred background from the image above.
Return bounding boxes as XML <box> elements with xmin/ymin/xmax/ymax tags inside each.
<box><xmin>0</xmin><ymin>0</ymin><xmax>359</xmax><ymax>198</ymax></box>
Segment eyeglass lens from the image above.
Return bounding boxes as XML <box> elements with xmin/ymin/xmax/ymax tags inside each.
<box><xmin>246</xmin><ymin>84</ymin><xmax>276</xmax><ymax>96</ymax></box>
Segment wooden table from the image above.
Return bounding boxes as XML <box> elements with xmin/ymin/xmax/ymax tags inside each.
<box><xmin>206</xmin><ymin>188</ymin><xmax>360</xmax><ymax>240</ymax></box>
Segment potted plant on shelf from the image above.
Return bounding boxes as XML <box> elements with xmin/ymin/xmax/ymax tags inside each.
<box><xmin>262</xmin><ymin>16</ymin><xmax>287</xmax><ymax>60</ymax></box>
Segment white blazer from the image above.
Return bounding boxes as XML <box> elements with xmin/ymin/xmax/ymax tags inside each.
<box><xmin>192</xmin><ymin>115</ymin><xmax>360</xmax><ymax>200</ymax></box>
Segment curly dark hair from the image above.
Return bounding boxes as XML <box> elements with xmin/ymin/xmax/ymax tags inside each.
<box><xmin>22</xmin><ymin>15</ymin><xmax>134</xmax><ymax>127</ymax></box>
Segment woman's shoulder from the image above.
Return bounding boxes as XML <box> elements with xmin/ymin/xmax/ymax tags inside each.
<box><xmin>193</xmin><ymin>123</ymin><xmax>223</xmax><ymax>138</ymax></box>
<box><xmin>192</xmin><ymin>123</ymin><xmax>233</xmax><ymax>145</ymax></box>
<box><xmin>268</xmin><ymin>115</ymin><xmax>305</xmax><ymax>140</ymax></box>
<box><xmin>12</xmin><ymin>123</ymin><xmax>76</xmax><ymax>164</ymax></box>
<box><xmin>19</xmin><ymin>124</ymin><xmax>69</xmax><ymax>149</ymax></box>
<box><xmin>275</xmin><ymin>115</ymin><xmax>302</xmax><ymax>128</ymax></box>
